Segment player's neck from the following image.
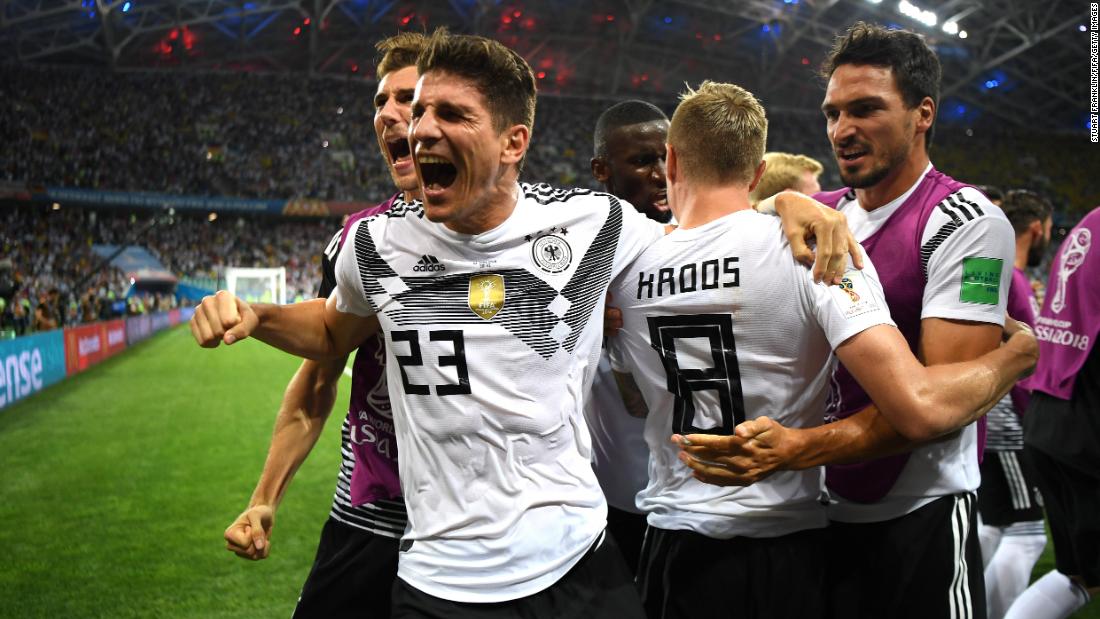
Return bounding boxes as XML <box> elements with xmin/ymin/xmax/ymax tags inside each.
<box><xmin>443</xmin><ymin>179</ymin><xmax>519</xmax><ymax>235</ymax></box>
<box><xmin>854</xmin><ymin>149</ymin><xmax>930</xmax><ymax>212</ymax></box>
<box><xmin>671</xmin><ymin>183</ymin><xmax>752</xmax><ymax>229</ymax></box>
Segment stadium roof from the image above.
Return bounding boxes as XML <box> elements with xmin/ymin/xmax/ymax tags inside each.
<box><xmin>1</xmin><ymin>0</ymin><xmax>1090</xmax><ymax>132</ymax></box>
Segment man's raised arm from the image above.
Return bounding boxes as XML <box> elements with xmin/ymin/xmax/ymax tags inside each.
<box><xmin>190</xmin><ymin>292</ymin><xmax>378</xmax><ymax>360</ymax></box>
<box><xmin>675</xmin><ymin>318</ymin><xmax>1038</xmax><ymax>486</ymax></box>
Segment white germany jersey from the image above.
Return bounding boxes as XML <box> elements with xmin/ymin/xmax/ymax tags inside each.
<box><xmin>332</xmin><ymin>183</ymin><xmax>664</xmax><ymax>602</ymax></box>
<box><xmin>830</xmin><ymin>165</ymin><xmax>1015</xmax><ymax>523</ymax></box>
<box><xmin>608</xmin><ymin>210</ymin><xmax>894</xmax><ymax>539</ymax></box>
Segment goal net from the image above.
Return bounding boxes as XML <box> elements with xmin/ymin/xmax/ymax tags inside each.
<box><xmin>225</xmin><ymin>267</ymin><xmax>287</xmax><ymax>304</ymax></box>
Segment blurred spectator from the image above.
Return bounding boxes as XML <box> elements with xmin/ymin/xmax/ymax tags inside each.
<box><xmin>749</xmin><ymin>152</ymin><xmax>825</xmax><ymax>205</ymax></box>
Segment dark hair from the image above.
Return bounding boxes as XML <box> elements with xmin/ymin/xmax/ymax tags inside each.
<box><xmin>974</xmin><ymin>184</ymin><xmax>1004</xmax><ymax>204</ymax></box>
<box><xmin>417</xmin><ymin>29</ymin><xmax>536</xmax><ymax>134</ymax></box>
<box><xmin>593</xmin><ymin>100</ymin><xmax>668</xmax><ymax>158</ymax></box>
<box><xmin>375</xmin><ymin>32</ymin><xmax>428</xmax><ymax>78</ymax></box>
<box><xmin>820</xmin><ymin>22</ymin><xmax>942</xmax><ymax>150</ymax></box>
<box><xmin>1001</xmin><ymin>189</ymin><xmax>1053</xmax><ymax>234</ymax></box>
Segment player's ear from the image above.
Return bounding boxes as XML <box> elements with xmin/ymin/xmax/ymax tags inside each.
<box><xmin>591</xmin><ymin>157</ymin><xmax>610</xmax><ymax>183</ymax></box>
<box><xmin>915</xmin><ymin>96</ymin><xmax>935</xmax><ymax>136</ymax></box>
<box><xmin>748</xmin><ymin>160</ymin><xmax>767</xmax><ymax>192</ymax></box>
<box><xmin>1028</xmin><ymin>219</ymin><xmax>1043</xmax><ymax>244</ymax></box>
<box><xmin>665</xmin><ymin>143</ymin><xmax>679</xmax><ymax>183</ymax></box>
<box><xmin>500</xmin><ymin>124</ymin><xmax>530</xmax><ymax>166</ymax></box>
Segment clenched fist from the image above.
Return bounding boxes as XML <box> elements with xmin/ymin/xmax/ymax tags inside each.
<box><xmin>190</xmin><ymin>290</ymin><xmax>259</xmax><ymax>347</ymax></box>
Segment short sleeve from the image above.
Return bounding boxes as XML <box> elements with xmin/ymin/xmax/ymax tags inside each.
<box><xmin>332</xmin><ymin>219</ymin><xmax>377</xmax><ymax>318</ymax></box>
<box><xmin>921</xmin><ymin>188</ymin><xmax>1015</xmax><ymax>326</ymax></box>
<box><xmin>316</xmin><ymin>228</ymin><xmax>343</xmax><ymax>298</ymax></box>
<box><xmin>612</xmin><ymin>198</ymin><xmax>666</xmax><ymax>279</ymax></box>
<box><xmin>806</xmin><ymin>249</ymin><xmax>896</xmax><ymax>348</ymax></box>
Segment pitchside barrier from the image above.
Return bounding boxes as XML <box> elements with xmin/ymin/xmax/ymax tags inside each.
<box><xmin>0</xmin><ymin>307</ymin><xmax>194</xmax><ymax>410</ymax></box>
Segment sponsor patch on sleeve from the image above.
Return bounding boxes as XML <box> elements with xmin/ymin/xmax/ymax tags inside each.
<box><xmin>828</xmin><ymin>270</ymin><xmax>883</xmax><ymax>319</ymax></box>
<box><xmin>959</xmin><ymin>257</ymin><xmax>1003</xmax><ymax>305</ymax></box>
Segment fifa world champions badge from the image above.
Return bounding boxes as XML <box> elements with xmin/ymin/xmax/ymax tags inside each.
<box><xmin>469</xmin><ymin>274</ymin><xmax>505</xmax><ymax>320</ymax></box>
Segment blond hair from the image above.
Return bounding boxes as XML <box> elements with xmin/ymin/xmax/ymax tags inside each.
<box><xmin>375</xmin><ymin>32</ymin><xmax>428</xmax><ymax>78</ymax></box>
<box><xmin>749</xmin><ymin>152</ymin><xmax>824</xmax><ymax>203</ymax></box>
<box><xmin>667</xmin><ymin>81</ymin><xmax>767</xmax><ymax>186</ymax></box>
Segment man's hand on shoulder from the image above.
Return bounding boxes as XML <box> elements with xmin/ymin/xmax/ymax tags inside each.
<box><xmin>191</xmin><ymin>290</ymin><xmax>258</xmax><ymax>347</ymax></box>
<box><xmin>224</xmin><ymin>504</ymin><xmax>274</xmax><ymax>561</ymax></box>
<box><xmin>770</xmin><ymin>190</ymin><xmax>864</xmax><ymax>284</ymax></box>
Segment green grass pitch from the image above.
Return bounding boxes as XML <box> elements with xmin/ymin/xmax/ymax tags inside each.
<box><xmin>0</xmin><ymin>326</ymin><xmax>1095</xmax><ymax>617</ymax></box>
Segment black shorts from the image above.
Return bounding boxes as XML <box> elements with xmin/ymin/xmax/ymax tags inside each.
<box><xmin>636</xmin><ymin>525</ymin><xmax>825</xmax><ymax>619</ymax></box>
<box><xmin>1026</xmin><ymin>444</ymin><xmax>1100</xmax><ymax>587</ymax></box>
<box><xmin>978</xmin><ymin>449</ymin><xmax>1044</xmax><ymax>526</ymax></box>
<box><xmin>292</xmin><ymin>517</ymin><xmax>400</xmax><ymax>619</ymax></box>
<box><xmin>606</xmin><ymin>505</ymin><xmax>648</xmax><ymax>576</ymax></box>
<box><xmin>826</xmin><ymin>493</ymin><xmax>984</xmax><ymax>619</ymax></box>
<box><xmin>390</xmin><ymin>531</ymin><xmax>644</xmax><ymax>619</ymax></box>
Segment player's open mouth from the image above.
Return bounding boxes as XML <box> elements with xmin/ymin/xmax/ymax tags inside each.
<box><xmin>838</xmin><ymin>148</ymin><xmax>868</xmax><ymax>162</ymax></box>
<box><xmin>386</xmin><ymin>137</ymin><xmax>412</xmax><ymax>167</ymax></box>
<box><xmin>652</xmin><ymin>191</ymin><xmax>669</xmax><ymax>210</ymax></box>
<box><xmin>418</xmin><ymin>154</ymin><xmax>458</xmax><ymax>190</ymax></box>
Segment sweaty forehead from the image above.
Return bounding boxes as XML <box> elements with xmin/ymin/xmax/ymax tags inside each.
<box><xmin>824</xmin><ymin>64</ymin><xmax>902</xmax><ymax>105</ymax></box>
<box><xmin>607</xmin><ymin>120</ymin><xmax>668</xmax><ymax>154</ymax></box>
<box><xmin>415</xmin><ymin>70</ymin><xmax>486</xmax><ymax>104</ymax></box>
<box><xmin>377</xmin><ymin>65</ymin><xmax>418</xmax><ymax>97</ymax></box>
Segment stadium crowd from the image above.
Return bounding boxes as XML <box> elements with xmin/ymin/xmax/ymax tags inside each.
<box><xmin>1</xmin><ymin>65</ymin><xmax>850</xmax><ymax>200</ymax></box>
<box><xmin>0</xmin><ymin>202</ymin><xmax>339</xmax><ymax>334</ymax></box>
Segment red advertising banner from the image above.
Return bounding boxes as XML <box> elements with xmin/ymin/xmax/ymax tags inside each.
<box><xmin>168</xmin><ymin>309</ymin><xmax>181</xmax><ymax>326</ymax></box>
<box><xmin>64</xmin><ymin>323</ymin><xmax>106</xmax><ymax>376</ymax></box>
<box><xmin>102</xmin><ymin>320</ymin><xmax>128</xmax><ymax>358</ymax></box>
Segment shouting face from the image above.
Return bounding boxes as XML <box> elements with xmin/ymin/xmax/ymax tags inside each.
<box><xmin>373</xmin><ymin>65</ymin><xmax>419</xmax><ymax>194</ymax></box>
<box><xmin>409</xmin><ymin>70</ymin><xmax>526</xmax><ymax>233</ymax></box>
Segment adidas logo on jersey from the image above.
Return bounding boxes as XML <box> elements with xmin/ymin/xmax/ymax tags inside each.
<box><xmin>413</xmin><ymin>255</ymin><xmax>446</xmax><ymax>272</ymax></box>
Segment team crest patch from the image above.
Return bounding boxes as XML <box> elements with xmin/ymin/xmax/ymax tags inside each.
<box><xmin>531</xmin><ymin>234</ymin><xmax>572</xmax><ymax>273</ymax></box>
<box><xmin>469</xmin><ymin>274</ymin><xmax>505</xmax><ymax>320</ymax></box>
<box><xmin>828</xmin><ymin>270</ymin><xmax>882</xmax><ymax>319</ymax></box>
<box><xmin>960</xmin><ymin>257</ymin><xmax>1003</xmax><ymax>305</ymax></box>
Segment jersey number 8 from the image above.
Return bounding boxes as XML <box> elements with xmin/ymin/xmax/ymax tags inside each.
<box><xmin>646</xmin><ymin>314</ymin><xmax>746</xmax><ymax>435</ymax></box>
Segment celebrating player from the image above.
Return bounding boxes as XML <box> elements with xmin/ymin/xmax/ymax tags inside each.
<box><xmin>608</xmin><ymin>80</ymin><xmax>1037</xmax><ymax>619</ymax></box>
<box><xmin>218</xmin><ymin>33</ymin><xmax>425</xmax><ymax>618</ymax></box>
<box><xmin>676</xmin><ymin>22</ymin><xmax>1020</xmax><ymax>619</ymax></box>
<box><xmin>584</xmin><ymin>99</ymin><xmax>670</xmax><ymax>573</ymax></box>
<box><xmin>192</xmin><ymin>30</ymin><xmax>861</xmax><ymax>618</ymax></box>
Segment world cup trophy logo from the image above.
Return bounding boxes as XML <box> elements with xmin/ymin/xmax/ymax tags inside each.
<box><xmin>478</xmin><ymin>280</ymin><xmax>496</xmax><ymax>309</ymax></box>
<box><xmin>469</xmin><ymin>274</ymin><xmax>505</xmax><ymax>320</ymax></box>
<box><xmin>1051</xmin><ymin>228</ymin><xmax>1091</xmax><ymax>314</ymax></box>
<box><xmin>838</xmin><ymin>276</ymin><xmax>861</xmax><ymax>303</ymax></box>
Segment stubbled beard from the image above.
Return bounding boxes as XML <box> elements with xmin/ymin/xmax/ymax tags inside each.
<box><xmin>838</xmin><ymin>140</ymin><xmax>910</xmax><ymax>189</ymax></box>
<box><xmin>644</xmin><ymin>206</ymin><xmax>673</xmax><ymax>224</ymax></box>
<box><xmin>1027</xmin><ymin>240</ymin><xmax>1048</xmax><ymax>267</ymax></box>
<box><xmin>840</xmin><ymin>163</ymin><xmax>891</xmax><ymax>189</ymax></box>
